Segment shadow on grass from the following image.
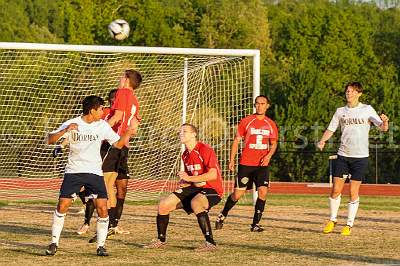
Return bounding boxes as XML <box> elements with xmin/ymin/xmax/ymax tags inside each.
<box><xmin>0</xmin><ymin>224</ymin><xmax>89</xmax><ymax>243</ymax></box>
<box><xmin>0</xmin><ymin>240</ymin><xmax>47</xmax><ymax>256</ymax></box>
<box><xmin>0</xmin><ymin>239</ymin><xmax>103</xmax><ymax>257</ymax></box>
<box><xmin>227</xmin><ymin>242</ymin><xmax>400</xmax><ymax>264</ymax></box>
<box><xmin>0</xmin><ymin>224</ymin><xmax>49</xmax><ymax>235</ymax></box>
<box><xmin>305</xmin><ymin>212</ymin><xmax>400</xmax><ymax>223</ymax></box>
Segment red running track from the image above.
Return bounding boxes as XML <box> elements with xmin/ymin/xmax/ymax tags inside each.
<box><xmin>269</xmin><ymin>182</ymin><xmax>400</xmax><ymax>196</ymax></box>
<box><xmin>0</xmin><ymin>179</ymin><xmax>398</xmax><ymax>196</ymax></box>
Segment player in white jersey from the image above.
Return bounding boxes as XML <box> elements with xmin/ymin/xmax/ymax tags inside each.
<box><xmin>318</xmin><ymin>82</ymin><xmax>389</xmax><ymax>236</ymax></box>
<box><xmin>45</xmin><ymin>96</ymin><xmax>137</xmax><ymax>257</ymax></box>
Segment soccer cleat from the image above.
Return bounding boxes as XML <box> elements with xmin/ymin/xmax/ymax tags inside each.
<box><xmin>195</xmin><ymin>241</ymin><xmax>217</xmax><ymax>252</ymax></box>
<box><xmin>143</xmin><ymin>239</ymin><xmax>166</xmax><ymax>249</ymax></box>
<box><xmin>114</xmin><ymin>226</ymin><xmax>130</xmax><ymax>235</ymax></box>
<box><xmin>45</xmin><ymin>243</ymin><xmax>57</xmax><ymax>256</ymax></box>
<box><xmin>250</xmin><ymin>224</ymin><xmax>264</xmax><ymax>232</ymax></box>
<box><xmin>77</xmin><ymin>223</ymin><xmax>90</xmax><ymax>235</ymax></box>
<box><xmin>341</xmin><ymin>225</ymin><xmax>352</xmax><ymax>236</ymax></box>
<box><xmin>215</xmin><ymin>214</ymin><xmax>225</xmax><ymax>230</ymax></box>
<box><xmin>96</xmin><ymin>246</ymin><xmax>109</xmax><ymax>256</ymax></box>
<box><xmin>323</xmin><ymin>220</ymin><xmax>337</xmax><ymax>234</ymax></box>
<box><xmin>107</xmin><ymin>227</ymin><xmax>116</xmax><ymax>238</ymax></box>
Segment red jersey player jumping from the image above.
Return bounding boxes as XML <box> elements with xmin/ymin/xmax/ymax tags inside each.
<box><xmin>144</xmin><ymin>123</ymin><xmax>224</xmax><ymax>252</ymax></box>
<box><xmin>86</xmin><ymin>70</ymin><xmax>142</xmax><ymax>243</ymax></box>
<box><xmin>215</xmin><ymin>95</ymin><xmax>278</xmax><ymax>232</ymax></box>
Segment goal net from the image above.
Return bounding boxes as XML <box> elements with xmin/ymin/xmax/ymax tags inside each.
<box><xmin>0</xmin><ymin>43</ymin><xmax>259</xmax><ymax>202</ymax></box>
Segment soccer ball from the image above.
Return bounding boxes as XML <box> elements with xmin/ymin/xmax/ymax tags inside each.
<box><xmin>108</xmin><ymin>19</ymin><xmax>130</xmax><ymax>41</ymax></box>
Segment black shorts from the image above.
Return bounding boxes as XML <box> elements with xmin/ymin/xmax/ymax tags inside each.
<box><xmin>173</xmin><ymin>186</ymin><xmax>221</xmax><ymax>214</ymax></box>
<box><xmin>101</xmin><ymin>142</ymin><xmax>130</xmax><ymax>179</ymax></box>
<box><xmin>116</xmin><ymin>146</ymin><xmax>129</xmax><ymax>180</ymax></box>
<box><xmin>59</xmin><ymin>173</ymin><xmax>107</xmax><ymax>199</ymax></box>
<box><xmin>333</xmin><ymin>155</ymin><xmax>368</xmax><ymax>182</ymax></box>
<box><xmin>236</xmin><ymin>164</ymin><xmax>270</xmax><ymax>190</ymax></box>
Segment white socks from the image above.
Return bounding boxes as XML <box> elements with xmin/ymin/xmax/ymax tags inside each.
<box><xmin>328</xmin><ymin>195</ymin><xmax>360</xmax><ymax>227</ymax></box>
<box><xmin>97</xmin><ymin>216</ymin><xmax>109</xmax><ymax>248</ymax></box>
<box><xmin>347</xmin><ymin>198</ymin><xmax>360</xmax><ymax>227</ymax></box>
<box><xmin>51</xmin><ymin>210</ymin><xmax>66</xmax><ymax>246</ymax></box>
<box><xmin>329</xmin><ymin>195</ymin><xmax>341</xmax><ymax>222</ymax></box>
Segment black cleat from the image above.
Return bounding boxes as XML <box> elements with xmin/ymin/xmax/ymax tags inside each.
<box><xmin>45</xmin><ymin>243</ymin><xmax>57</xmax><ymax>256</ymax></box>
<box><xmin>215</xmin><ymin>214</ymin><xmax>225</xmax><ymax>230</ymax></box>
<box><xmin>250</xmin><ymin>224</ymin><xmax>264</xmax><ymax>232</ymax></box>
<box><xmin>97</xmin><ymin>246</ymin><xmax>109</xmax><ymax>256</ymax></box>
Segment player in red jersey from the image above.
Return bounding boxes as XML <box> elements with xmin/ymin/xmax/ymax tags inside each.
<box><xmin>105</xmin><ymin>70</ymin><xmax>141</xmax><ymax>235</ymax></box>
<box><xmin>144</xmin><ymin>123</ymin><xmax>224</xmax><ymax>252</ymax></box>
<box><xmin>215</xmin><ymin>95</ymin><xmax>278</xmax><ymax>232</ymax></box>
<box><xmin>87</xmin><ymin>70</ymin><xmax>142</xmax><ymax>243</ymax></box>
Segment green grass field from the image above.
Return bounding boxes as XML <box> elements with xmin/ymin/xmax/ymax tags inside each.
<box><xmin>0</xmin><ymin>194</ymin><xmax>399</xmax><ymax>265</ymax></box>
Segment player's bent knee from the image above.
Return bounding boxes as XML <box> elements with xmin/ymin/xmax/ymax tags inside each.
<box><xmin>232</xmin><ymin>190</ymin><xmax>245</xmax><ymax>201</ymax></box>
<box><xmin>116</xmin><ymin>180</ymin><xmax>128</xmax><ymax>198</ymax></box>
<box><xmin>190</xmin><ymin>196</ymin><xmax>209</xmax><ymax>214</ymax></box>
<box><xmin>117</xmin><ymin>188</ymin><xmax>128</xmax><ymax>198</ymax></box>
<box><xmin>97</xmin><ymin>207</ymin><xmax>108</xmax><ymax>218</ymax></box>
<box><xmin>158</xmin><ymin>200</ymin><xmax>174</xmax><ymax>215</ymax></box>
<box><xmin>332</xmin><ymin>188</ymin><xmax>342</xmax><ymax>197</ymax></box>
<box><xmin>57</xmin><ymin>198</ymin><xmax>73</xmax><ymax>213</ymax></box>
<box><xmin>191</xmin><ymin>200</ymin><xmax>208</xmax><ymax>214</ymax></box>
<box><xmin>257</xmin><ymin>187</ymin><xmax>268</xmax><ymax>199</ymax></box>
<box><xmin>350</xmin><ymin>193</ymin><xmax>359</xmax><ymax>202</ymax></box>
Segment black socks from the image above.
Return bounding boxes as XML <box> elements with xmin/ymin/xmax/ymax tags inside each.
<box><xmin>196</xmin><ymin>211</ymin><xmax>216</xmax><ymax>245</ymax></box>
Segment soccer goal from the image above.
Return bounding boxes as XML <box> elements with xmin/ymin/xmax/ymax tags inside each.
<box><xmin>0</xmin><ymin>42</ymin><xmax>260</xmax><ymax>202</ymax></box>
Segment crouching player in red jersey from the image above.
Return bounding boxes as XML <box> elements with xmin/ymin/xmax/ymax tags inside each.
<box><xmin>144</xmin><ymin>123</ymin><xmax>224</xmax><ymax>252</ymax></box>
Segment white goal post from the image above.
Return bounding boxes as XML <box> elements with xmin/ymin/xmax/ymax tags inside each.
<box><xmin>0</xmin><ymin>42</ymin><xmax>260</xmax><ymax>202</ymax></box>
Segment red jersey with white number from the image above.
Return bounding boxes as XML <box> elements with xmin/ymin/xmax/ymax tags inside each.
<box><xmin>182</xmin><ymin>142</ymin><xmax>224</xmax><ymax>197</ymax></box>
<box><xmin>108</xmin><ymin>88</ymin><xmax>140</xmax><ymax>136</ymax></box>
<box><xmin>237</xmin><ymin>114</ymin><xmax>278</xmax><ymax>166</ymax></box>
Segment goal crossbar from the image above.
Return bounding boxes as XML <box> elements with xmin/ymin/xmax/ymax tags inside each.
<box><xmin>0</xmin><ymin>42</ymin><xmax>259</xmax><ymax>57</ymax></box>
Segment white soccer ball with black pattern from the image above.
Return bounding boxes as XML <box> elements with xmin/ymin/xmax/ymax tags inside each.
<box><xmin>108</xmin><ymin>19</ymin><xmax>130</xmax><ymax>41</ymax></box>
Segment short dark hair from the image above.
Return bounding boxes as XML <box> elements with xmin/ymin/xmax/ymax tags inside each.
<box><xmin>182</xmin><ymin>123</ymin><xmax>199</xmax><ymax>139</ymax></box>
<box><xmin>125</xmin><ymin>69</ymin><xmax>142</xmax><ymax>89</ymax></box>
<box><xmin>255</xmin><ymin>95</ymin><xmax>271</xmax><ymax>104</ymax></box>
<box><xmin>108</xmin><ymin>89</ymin><xmax>118</xmax><ymax>103</ymax></box>
<box><xmin>345</xmin><ymin>81</ymin><xmax>363</xmax><ymax>93</ymax></box>
<box><xmin>82</xmin><ymin>95</ymin><xmax>104</xmax><ymax>115</ymax></box>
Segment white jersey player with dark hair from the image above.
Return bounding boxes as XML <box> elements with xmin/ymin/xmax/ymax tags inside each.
<box><xmin>45</xmin><ymin>95</ymin><xmax>137</xmax><ymax>257</ymax></box>
<box><xmin>318</xmin><ymin>81</ymin><xmax>389</xmax><ymax>236</ymax></box>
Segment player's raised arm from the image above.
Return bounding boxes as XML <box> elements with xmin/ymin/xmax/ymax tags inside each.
<box><xmin>107</xmin><ymin>109</ymin><xmax>123</xmax><ymax>127</ymax></box>
<box><xmin>112</xmin><ymin>117</ymin><xmax>139</xmax><ymax>149</ymax></box>
<box><xmin>47</xmin><ymin>123</ymin><xmax>78</xmax><ymax>145</ymax></box>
